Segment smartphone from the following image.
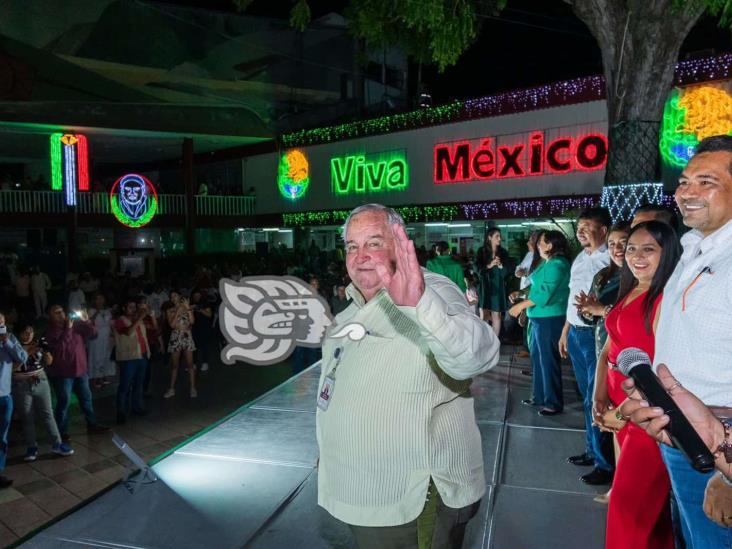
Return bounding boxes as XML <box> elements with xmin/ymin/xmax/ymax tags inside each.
<box><xmin>69</xmin><ymin>310</ymin><xmax>81</xmax><ymax>320</ymax></box>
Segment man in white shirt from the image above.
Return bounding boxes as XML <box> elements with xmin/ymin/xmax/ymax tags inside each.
<box><xmin>630</xmin><ymin>135</ymin><xmax>732</xmax><ymax>547</ymax></box>
<box><xmin>558</xmin><ymin>208</ymin><xmax>612</xmax><ymax>485</ymax></box>
<box><xmin>316</xmin><ymin>204</ymin><xmax>500</xmax><ymax>548</ymax></box>
<box><xmin>31</xmin><ymin>266</ymin><xmax>52</xmax><ymax>318</ymax></box>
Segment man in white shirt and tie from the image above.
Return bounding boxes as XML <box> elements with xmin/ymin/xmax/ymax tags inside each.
<box><xmin>558</xmin><ymin>207</ymin><xmax>613</xmax><ymax>485</ymax></box>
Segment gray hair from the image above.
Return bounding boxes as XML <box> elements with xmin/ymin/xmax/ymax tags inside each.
<box><xmin>341</xmin><ymin>203</ymin><xmax>405</xmax><ymax>240</ymax></box>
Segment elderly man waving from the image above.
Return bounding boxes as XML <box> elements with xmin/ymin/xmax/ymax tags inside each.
<box><xmin>316</xmin><ymin>204</ymin><xmax>500</xmax><ymax>549</ymax></box>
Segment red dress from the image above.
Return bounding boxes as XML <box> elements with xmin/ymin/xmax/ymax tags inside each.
<box><xmin>604</xmin><ymin>290</ymin><xmax>673</xmax><ymax>549</ymax></box>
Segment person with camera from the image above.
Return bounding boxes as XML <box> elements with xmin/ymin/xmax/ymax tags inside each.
<box><xmin>163</xmin><ymin>291</ymin><xmax>197</xmax><ymax>399</ymax></box>
<box><xmin>0</xmin><ymin>313</ymin><xmax>27</xmax><ymax>488</ymax></box>
<box><xmin>45</xmin><ymin>305</ymin><xmax>109</xmax><ymax>441</ymax></box>
<box><xmin>113</xmin><ymin>299</ymin><xmax>150</xmax><ymax>424</ymax></box>
<box><xmin>12</xmin><ymin>323</ymin><xmax>73</xmax><ymax>462</ymax></box>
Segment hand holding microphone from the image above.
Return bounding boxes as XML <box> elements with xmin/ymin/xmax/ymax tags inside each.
<box><xmin>617</xmin><ymin>348</ymin><xmax>716</xmax><ymax>473</ymax></box>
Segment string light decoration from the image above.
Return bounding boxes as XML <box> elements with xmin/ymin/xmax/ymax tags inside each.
<box><xmin>279</xmin><ymin>54</ymin><xmax>731</xmax><ymax>151</ymax></box>
<box><xmin>600</xmin><ymin>183</ymin><xmax>664</xmax><ymax>223</ymax></box>
<box><xmin>461</xmin><ymin>196</ymin><xmax>598</xmax><ymax>220</ymax></box>
<box><xmin>282</xmin><ymin>77</ymin><xmax>605</xmax><ymax>148</ymax></box>
<box><xmin>660</xmin><ymin>85</ymin><xmax>732</xmax><ymax>169</ymax></box>
<box><xmin>280</xmin><ymin>198</ymin><xmax>602</xmax><ymax>227</ymax></box>
<box><xmin>110</xmin><ymin>174</ymin><xmax>158</xmax><ymax>228</ymax></box>
<box><xmin>673</xmin><ymin>53</ymin><xmax>732</xmax><ymax>86</ymax></box>
<box><xmin>49</xmin><ymin>133</ymin><xmax>90</xmax><ymax>205</ymax></box>
<box><xmin>278</xmin><ymin>149</ymin><xmax>310</xmax><ymax>200</ymax></box>
<box><xmin>282</xmin><ymin>205</ymin><xmax>459</xmax><ymax>228</ymax></box>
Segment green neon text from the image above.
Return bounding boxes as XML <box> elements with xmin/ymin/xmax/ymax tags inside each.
<box><xmin>331</xmin><ymin>151</ymin><xmax>409</xmax><ymax>195</ymax></box>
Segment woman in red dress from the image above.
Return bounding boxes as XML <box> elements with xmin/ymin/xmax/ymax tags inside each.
<box><xmin>592</xmin><ymin>220</ymin><xmax>681</xmax><ymax>549</ymax></box>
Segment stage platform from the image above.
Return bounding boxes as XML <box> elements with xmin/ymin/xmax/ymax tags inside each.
<box><xmin>21</xmin><ymin>349</ymin><xmax>606</xmax><ymax>548</ymax></box>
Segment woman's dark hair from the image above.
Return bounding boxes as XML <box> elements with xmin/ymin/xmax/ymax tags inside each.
<box><xmin>616</xmin><ymin>220</ymin><xmax>681</xmax><ymax>333</ymax></box>
<box><xmin>477</xmin><ymin>228</ymin><xmax>507</xmax><ymax>269</ymax></box>
<box><xmin>596</xmin><ymin>222</ymin><xmax>631</xmax><ymax>288</ymax></box>
<box><xmin>539</xmin><ymin>230</ymin><xmax>570</xmax><ymax>259</ymax></box>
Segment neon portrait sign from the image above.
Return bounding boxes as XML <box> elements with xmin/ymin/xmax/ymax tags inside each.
<box><xmin>50</xmin><ymin>133</ymin><xmax>89</xmax><ymax>206</ymax></box>
<box><xmin>434</xmin><ymin>130</ymin><xmax>608</xmax><ymax>184</ymax></box>
<box><xmin>278</xmin><ymin>149</ymin><xmax>310</xmax><ymax>200</ymax></box>
<box><xmin>331</xmin><ymin>150</ymin><xmax>408</xmax><ymax>195</ymax></box>
<box><xmin>110</xmin><ymin>174</ymin><xmax>158</xmax><ymax>228</ymax></box>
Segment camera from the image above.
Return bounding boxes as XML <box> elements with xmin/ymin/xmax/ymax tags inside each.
<box><xmin>0</xmin><ymin>325</ymin><xmax>7</xmax><ymax>335</ymax></box>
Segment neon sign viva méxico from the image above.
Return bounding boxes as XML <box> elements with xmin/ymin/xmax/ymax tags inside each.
<box><xmin>331</xmin><ymin>150</ymin><xmax>409</xmax><ymax>195</ymax></box>
<box><xmin>434</xmin><ymin>130</ymin><xmax>608</xmax><ymax>184</ymax></box>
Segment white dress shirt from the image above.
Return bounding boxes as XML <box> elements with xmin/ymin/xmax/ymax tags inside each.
<box><xmin>566</xmin><ymin>244</ymin><xmax>610</xmax><ymax>327</ymax></box>
<box><xmin>516</xmin><ymin>251</ymin><xmax>534</xmax><ymax>290</ymax></box>
<box><xmin>654</xmin><ymin>220</ymin><xmax>732</xmax><ymax>406</ymax></box>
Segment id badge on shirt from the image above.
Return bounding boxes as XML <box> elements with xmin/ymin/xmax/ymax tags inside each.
<box><xmin>317</xmin><ymin>374</ymin><xmax>335</xmax><ymax>411</ymax></box>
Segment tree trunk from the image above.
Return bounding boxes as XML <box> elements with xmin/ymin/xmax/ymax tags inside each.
<box><xmin>568</xmin><ymin>0</ymin><xmax>705</xmax><ymax>186</ymax></box>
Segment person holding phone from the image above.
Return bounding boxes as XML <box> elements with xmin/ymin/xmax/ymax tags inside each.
<box><xmin>45</xmin><ymin>305</ymin><xmax>109</xmax><ymax>441</ymax></box>
<box><xmin>0</xmin><ymin>313</ymin><xmax>28</xmax><ymax>488</ymax></box>
<box><xmin>12</xmin><ymin>324</ymin><xmax>73</xmax><ymax>461</ymax></box>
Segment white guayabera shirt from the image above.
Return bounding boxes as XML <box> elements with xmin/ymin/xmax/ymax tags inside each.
<box><xmin>316</xmin><ymin>270</ymin><xmax>500</xmax><ymax>527</ymax></box>
<box><xmin>654</xmin><ymin>219</ymin><xmax>732</xmax><ymax>407</ymax></box>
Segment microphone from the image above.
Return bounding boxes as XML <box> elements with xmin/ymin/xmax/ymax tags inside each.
<box><xmin>617</xmin><ymin>348</ymin><xmax>715</xmax><ymax>473</ymax></box>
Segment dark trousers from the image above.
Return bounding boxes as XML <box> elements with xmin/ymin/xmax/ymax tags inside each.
<box><xmin>0</xmin><ymin>395</ymin><xmax>12</xmax><ymax>473</ymax></box>
<box><xmin>49</xmin><ymin>375</ymin><xmax>98</xmax><ymax>435</ymax></box>
<box><xmin>567</xmin><ymin>325</ymin><xmax>613</xmax><ymax>471</ymax></box>
<box><xmin>349</xmin><ymin>481</ymin><xmax>480</xmax><ymax>549</ymax></box>
<box><xmin>528</xmin><ymin>316</ymin><xmax>565</xmax><ymax>411</ymax></box>
<box><xmin>292</xmin><ymin>346</ymin><xmax>320</xmax><ymax>375</ymax></box>
<box><xmin>116</xmin><ymin>358</ymin><xmax>147</xmax><ymax>419</ymax></box>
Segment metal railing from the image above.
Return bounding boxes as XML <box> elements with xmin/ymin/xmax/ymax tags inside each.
<box><xmin>0</xmin><ymin>191</ymin><xmax>255</xmax><ymax>217</ymax></box>
<box><xmin>195</xmin><ymin>195</ymin><xmax>255</xmax><ymax>216</ymax></box>
<box><xmin>0</xmin><ymin>190</ymin><xmax>66</xmax><ymax>213</ymax></box>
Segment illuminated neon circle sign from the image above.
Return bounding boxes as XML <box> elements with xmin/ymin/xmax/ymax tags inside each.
<box><xmin>660</xmin><ymin>85</ymin><xmax>732</xmax><ymax>169</ymax></box>
<box><xmin>278</xmin><ymin>149</ymin><xmax>310</xmax><ymax>200</ymax></box>
<box><xmin>331</xmin><ymin>150</ymin><xmax>409</xmax><ymax>195</ymax></box>
<box><xmin>434</xmin><ymin>130</ymin><xmax>608</xmax><ymax>184</ymax></box>
<box><xmin>110</xmin><ymin>174</ymin><xmax>158</xmax><ymax>228</ymax></box>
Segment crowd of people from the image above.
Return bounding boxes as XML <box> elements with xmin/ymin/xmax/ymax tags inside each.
<box><xmin>317</xmin><ymin>135</ymin><xmax>732</xmax><ymax>548</ymax></box>
<box><xmin>498</xmin><ymin>135</ymin><xmax>732</xmax><ymax>548</ymax></box>
<box><xmin>0</xmin><ymin>246</ymin><xmax>358</xmax><ymax>491</ymax></box>
<box><xmin>1</xmin><ymin>138</ymin><xmax>731</xmax><ymax>547</ymax></box>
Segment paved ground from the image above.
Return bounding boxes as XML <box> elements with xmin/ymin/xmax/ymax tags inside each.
<box><xmin>0</xmin><ymin>351</ymin><xmax>295</xmax><ymax>546</ymax></box>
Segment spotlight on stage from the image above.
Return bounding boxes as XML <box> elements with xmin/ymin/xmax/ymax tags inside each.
<box><xmin>112</xmin><ymin>433</ymin><xmax>158</xmax><ymax>493</ymax></box>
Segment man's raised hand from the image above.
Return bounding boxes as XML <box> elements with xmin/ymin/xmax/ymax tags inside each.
<box><xmin>374</xmin><ymin>224</ymin><xmax>424</xmax><ymax>307</ymax></box>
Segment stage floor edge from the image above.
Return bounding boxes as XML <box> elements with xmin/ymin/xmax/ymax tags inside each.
<box><xmin>22</xmin><ymin>350</ymin><xmax>606</xmax><ymax>548</ymax></box>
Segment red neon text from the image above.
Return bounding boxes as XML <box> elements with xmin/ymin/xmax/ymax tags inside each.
<box><xmin>434</xmin><ymin>131</ymin><xmax>608</xmax><ymax>184</ymax></box>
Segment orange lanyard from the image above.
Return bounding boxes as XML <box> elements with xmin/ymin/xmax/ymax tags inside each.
<box><xmin>681</xmin><ymin>266</ymin><xmax>713</xmax><ymax>312</ymax></box>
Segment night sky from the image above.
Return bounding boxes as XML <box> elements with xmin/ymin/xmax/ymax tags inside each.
<box><xmin>157</xmin><ymin>0</ymin><xmax>731</xmax><ymax>103</ymax></box>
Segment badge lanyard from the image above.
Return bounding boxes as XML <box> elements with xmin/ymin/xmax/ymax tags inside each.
<box><xmin>317</xmin><ymin>346</ymin><xmax>343</xmax><ymax>412</ymax></box>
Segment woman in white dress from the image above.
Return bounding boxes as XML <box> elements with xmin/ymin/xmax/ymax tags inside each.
<box><xmin>87</xmin><ymin>293</ymin><xmax>115</xmax><ymax>389</ymax></box>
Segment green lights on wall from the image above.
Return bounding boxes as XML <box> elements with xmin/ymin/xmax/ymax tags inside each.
<box><xmin>331</xmin><ymin>150</ymin><xmax>409</xmax><ymax>195</ymax></box>
<box><xmin>282</xmin><ymin>205</ymin><xmax>458</xmax><ymax>228</ymax></box>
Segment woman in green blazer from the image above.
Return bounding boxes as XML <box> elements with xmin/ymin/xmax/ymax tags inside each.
<box><xmin>509</xmin><ymin>230</ymin><xmax>571</xmax><ymax>415</ymax></box>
